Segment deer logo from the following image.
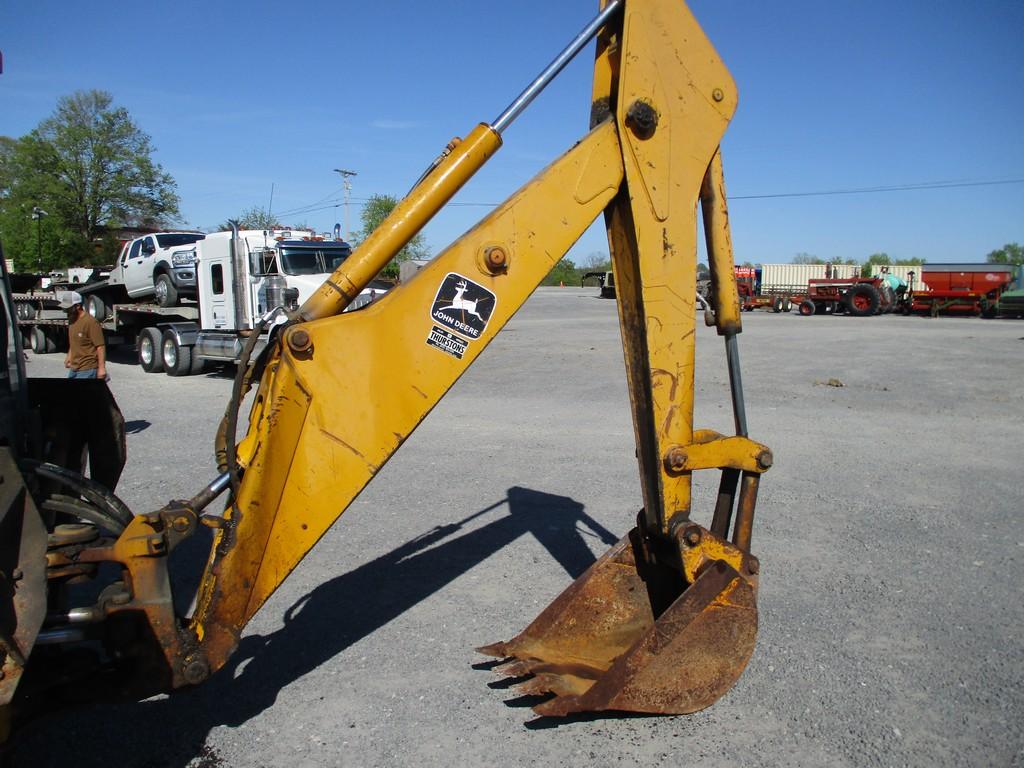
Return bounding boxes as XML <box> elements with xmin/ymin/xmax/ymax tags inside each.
<box><xmin>430</xmin><ymin>273</ymin><xmax>497</xmax><ymax>340</ymax></box>
<box><xmin>439</xmin><ymin>280</ymin><xmax>485</xmax><ymax>321</ymax></box>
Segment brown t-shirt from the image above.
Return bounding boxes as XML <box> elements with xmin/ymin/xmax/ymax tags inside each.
<box><xmin>67</xmin><ymin>312</ymin><xmax>105</xmax><ymax>371</ymax></box>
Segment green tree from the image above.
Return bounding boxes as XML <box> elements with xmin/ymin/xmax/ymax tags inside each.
<box><xmin>860</xmin><ymin>252</ymin><xmax>925</xmax><ymax>277</ymax></box>
<box><xmin>580</xmin><ymin>251</ymin><xmax>610</xmax><ymax>270</ymax></box>
<box><xmin>0</xmin><ymin>136</ymin><xmax>16</xmax><ymax>201</ymax></box>
<box><xmin>356</xmin><ymin>193</ymin><xmax>430</xmax><ymax>278</ymax></box>
<box><xmin>986</xmin><ymin>242</ymin><xmax>1023</xmax><ymax>266</ymax></box>
<box><xmin>542</xmin><ymin>256</ymin><xmax>580</xmax><ymax>286</ymax></box>
<box><xmin>233</xmin><ymin>206</ymin><xmax>280</xmax><ymax>230</ymax></box>
<box><xmin>0</xmin><ymin>90</ymin><xmax>179</xmax><ymax>270</ymax></box>
<box><xmin>792</xmin><ymin>253</ymin><xmax>824</xmax><ymax>265</ymax></box>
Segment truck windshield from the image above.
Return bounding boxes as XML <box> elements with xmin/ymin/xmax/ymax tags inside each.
<box><xmin>278</xmin><ymin>243</ymin><xmax>352</xmax><ymax>275</ymax></box>
<box><xmin>156</xmin><ymin>233</ymin><xmax>205</xmax><ymax>248</ymax></box>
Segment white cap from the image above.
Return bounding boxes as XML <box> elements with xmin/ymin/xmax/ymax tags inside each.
<box><xmin>57</xmin><ymin>290</ymin><xmax>84</xmax><ymax>310</ymax></box>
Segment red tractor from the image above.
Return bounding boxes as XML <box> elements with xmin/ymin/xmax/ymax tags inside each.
<box><xmin>797</xmin><ymin>277</ymin><xmax>901</xmax><ymax>317</ymax></box>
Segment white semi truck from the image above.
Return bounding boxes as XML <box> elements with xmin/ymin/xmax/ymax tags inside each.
<box><xmin>15</xmin><ymin>226</ymin><xmax>386</xmax><ymax>375</ymax></box>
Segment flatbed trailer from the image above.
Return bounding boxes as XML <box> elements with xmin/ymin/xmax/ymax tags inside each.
<box><xmin>16</xmin><ymin>299</ymin><xmax>200</xmax><ymax>355</ymax></box>
<box><xmin>738</xmin><ymin>283</ymin><xmax>802</xmax><ymax>312</ymax></box>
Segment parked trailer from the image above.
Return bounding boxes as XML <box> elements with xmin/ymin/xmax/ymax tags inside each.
<box><xmin>16</xmin><ymin>298</ymin><xmax>200</xmax><ymax>360</ymax></box>
<box><xmin>737</xmin><ymin>263</ymin><xmax>859</xmax><ymax>314</ymax></box>
<box><xmin>581</xmin><ymin>270</ymin><xmax>616</xmax><ymax>298</ymax></box>
<box><xmin>905</xmin><ymin>263</ymin><xmax>1015</xmax><ymax>318</ymax></box>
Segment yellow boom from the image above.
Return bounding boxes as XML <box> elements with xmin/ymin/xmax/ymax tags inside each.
<box><xmin>5</xmin><ymin>0</ymin><xmax>770</xmax><ymax>724</ymax></box>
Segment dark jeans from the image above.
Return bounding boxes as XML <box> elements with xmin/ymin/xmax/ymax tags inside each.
<box><xmin>68</xmin><ymin>368</ymin><xmax>98</xmax><ymax>379</ymax></box>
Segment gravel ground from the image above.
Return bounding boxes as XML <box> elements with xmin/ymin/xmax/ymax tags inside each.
<box><xmin>9</xmin><ymin>287</ymin><xmax>1024</xmax><ymax>767</ymax></box>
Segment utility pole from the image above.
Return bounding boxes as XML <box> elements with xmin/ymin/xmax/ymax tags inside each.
<box><xmin>31</xmin><ymin>206</ymin><xmax>47</xmax><ymax>271</ymax></box>
<box><xmin>333</xmin><ymin>169</ymin><xmax>357</xmax><ymax>241</ymax></box>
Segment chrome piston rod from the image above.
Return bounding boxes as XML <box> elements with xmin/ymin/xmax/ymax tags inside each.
<box><xmin>491</xmin><ymin>0</ymin><xmax>622</xmax><ymax>134</ymax></box>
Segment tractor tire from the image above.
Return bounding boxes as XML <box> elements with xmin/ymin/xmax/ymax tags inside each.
<box><xmin>85</xmin><ymin>294</ymin><xmax>108</xmax><ymax>321</ymax></box>
<box><xmin>155</xmin><ymin>273</ymin><xmax>178</xmax><ymax>308</ymax></box>
<box><xmin>845</xmin><ymin>284</ymin><xmax>881</xmax><ymax>317</ymax></box>
<box><xmin>782</xmin><ymin>297</ymin><xmax>792</xmax><ymax>312</ymax></box>
<box><xmin>798</xmin><ymin>299</ymin><xmax>816</xmax><ymax>316</ymax></box>
<box><xmin>138</xmin><ymin>327</ymin><xmax>165</xmax><ymax>373</ymax></box>
<box><xmin>772</xmin><ymin>297</ymin><xmax>784</xmax><ymax>313</ymax></box>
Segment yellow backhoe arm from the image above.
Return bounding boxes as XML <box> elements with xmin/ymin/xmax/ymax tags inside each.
<box><xmin>23</xmin><ymin>0</ymin><xmax>770</xmax><ymax>719</ymax></box>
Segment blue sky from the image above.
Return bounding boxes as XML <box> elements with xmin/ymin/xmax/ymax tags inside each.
<box><xmin>2</xmin><ymin>0</ymin><xmax>1022</xmax><ymax>265</ymax></box>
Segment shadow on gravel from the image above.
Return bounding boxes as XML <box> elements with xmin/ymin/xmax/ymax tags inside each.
<box><xmin>124</xmin><ymin>419</ymin><xmax>150</xmax><ymax>434</ymax></box>
<box><xmin>105</xmin><ymin>347</ymin><xmax>139</xmax><ymax>365</ymax></box>
<box><xmin>10</xmin><ymin>486</ymin><xmax>618</xmax><ymax>768</ymax></box>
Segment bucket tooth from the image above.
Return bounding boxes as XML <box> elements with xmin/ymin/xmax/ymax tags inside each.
<box><xmin>475</xmin><ymin>641</ymin><xmax>512</xmax><ymax>659</ymax></box>
<box><xmin>513</xmin><ymin>674</ymin><xmax>559</xmax><ymax>697</ymax></box>
<box><xmin>493</xmin><ymin>658</ymin><xmax>538</xmax><ymax>679</ymax></box>
<box><xmin>514</xmin><ymin>668</ymin><xmax>598</xmax><ymax>698</ymax></box>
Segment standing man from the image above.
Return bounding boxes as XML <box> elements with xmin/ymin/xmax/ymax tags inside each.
<box><xmin>60</xmin><ymin>291</ymin><xmax>106</xmax><ymax>380</ymax></box>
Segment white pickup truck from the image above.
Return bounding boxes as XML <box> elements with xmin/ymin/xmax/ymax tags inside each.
<box><xmin>109</xmin><ymin>231</ymin><xmax>206</xmax><ymax>307</ymax></box>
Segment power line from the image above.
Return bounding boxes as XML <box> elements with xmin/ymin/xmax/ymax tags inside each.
<box><xmin>267</xmin><ymin>176</ymin><xmax>1024</xmax><ymax>221</ymax></box>
<box><xmin>731</xmin><ymin>177</ymin><xmax>1024</xmax><ymax>200</ymax></box>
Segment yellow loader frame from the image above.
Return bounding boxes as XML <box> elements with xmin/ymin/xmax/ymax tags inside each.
<box><xmin>26</xmin><ymin>0</ymin><xmax>770</xmax><ymax>719</ymax></box>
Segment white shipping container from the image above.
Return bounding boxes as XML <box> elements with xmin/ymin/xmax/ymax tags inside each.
<box><xmin>759</xmin><ymin>263</ymin><xmax>859</xmax><ymax>291</ymax></box>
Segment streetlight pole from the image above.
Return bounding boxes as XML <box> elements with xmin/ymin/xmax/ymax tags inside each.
<box><xmin>333</xmin><ymin>169</ymin><xmax>357</xmax><ymax>242</ymax></box>
<box><xmin>31</xmin><ymin>206</ymin><xmax>48</xmax><ymax>272</ymax></box>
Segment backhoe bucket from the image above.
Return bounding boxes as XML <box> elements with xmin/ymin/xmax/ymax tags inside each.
<box><xmin>478</xmin><ymin>530</ymin><xmax>757</xmax><ymax>716</ymax></box>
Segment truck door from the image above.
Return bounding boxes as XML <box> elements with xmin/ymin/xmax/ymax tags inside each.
<box><xmin>124</xmin><ymin>237</ymin><xmax>155</xmax><ymax>298</ymax></box>
<box><xmin>201</xmin><ymin>258</ymin><xmax>232</xmax><ymax>329</ymax></box>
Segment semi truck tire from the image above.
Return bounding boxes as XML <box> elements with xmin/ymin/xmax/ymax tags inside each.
<box><xmin>138</xmin><ymin>327</ymin><xmax>165</xmax><ymax>373</ymax></box>
<box><xmin>844</xmin><ymin>284</ymin><xmax>880</xmax><ymax>317</ymax></box>
<box><xmin>798</xmin><ymin>300</ymin><xmax>815</xmax><ymax>316</ymax></box>
<box><xmin>161</xmin><ymin>330</ymin><xmax>204</xmax><ymax>376</ymax></box>
<box><xmin>155</xmin><ymin>274</ymin><xmax>178</xmax><ymax>308</ymax></box>
<box><xmin>772</xmin><ymin>297</ymin><xmax>783</xmax><ymax>313</ymax></box>
<box><xmin>31</xmin><ymin>327</ymin><xmax>57</xmax><ymax>354</ymax></box>
<box><xmin>782</xmin><ymin>297</ymin><xmax>792</xmax><ymax>312</ymax></box>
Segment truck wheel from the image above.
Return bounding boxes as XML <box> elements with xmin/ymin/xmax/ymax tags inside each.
<box><xmin>138</xmin><ymin>327</ymin><xmax>165</xmax><ymax>373</ymax></box>
<box><xmin>844</xmin><ymin>284</ymin><xmax>880</xmax><ymax>317</ymax></box>
<box><xmin>782</xmin><ymin>297</ymin><xmax>792</xmax><ymax>312</ymax></box>
<box><xmin>798</xmin><ymin>299</ymin><xmax>815</xmax><ymax>316</ymax></box>
<box><xmin>772</xmin><ymin>297</ymin><xmax>783</xmax><ymax>313</ymax></box>
<box><xmin>86</xmin><ymin>294</ymin><xmax>108</xmax><ymax>321</ymax></box>
<box><xmin>155</xmin><ymin>274</ymin><xmax>178</xmax><ymax>308</ymax></box>
<box><xmin>31</xmin><ymin>327</ymin><xmax>57</xmax><ymax>354</ymax></box>
<box><xmin>161</xmin><ymin>330</ymin><xmax>203</xmax><ymax>376</ymax></box>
